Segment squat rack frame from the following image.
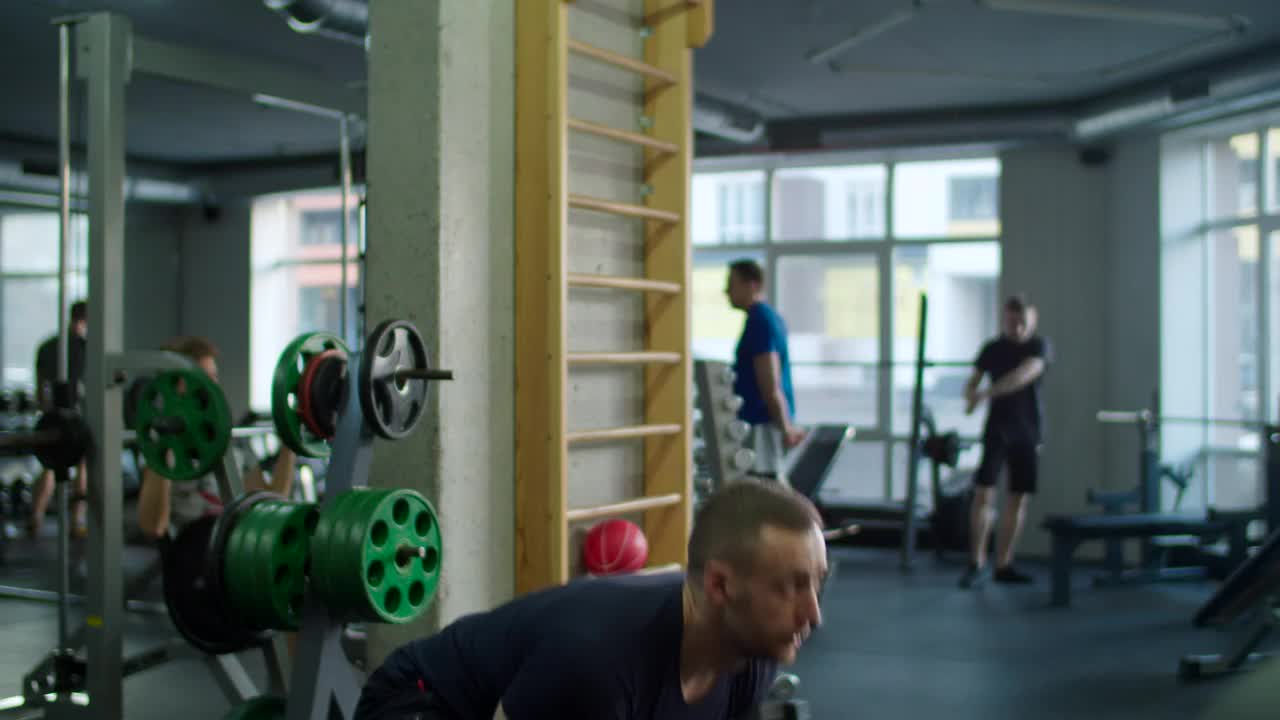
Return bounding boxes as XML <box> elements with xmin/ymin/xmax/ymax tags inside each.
<box><xmin>44</xmin><ymin>12</ymin><xmax>362</xmax><ymax>719</ymax></box>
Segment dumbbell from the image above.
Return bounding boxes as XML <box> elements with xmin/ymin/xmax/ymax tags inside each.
<box><xmin>725</xmin><ymin>420</ymin><xmax>750</xmax><ymax>443</ymax></box>
<box><xmin>9</xmin><ymin>476</ymin><xmax>32</xmax><ymax>517</ymax></box>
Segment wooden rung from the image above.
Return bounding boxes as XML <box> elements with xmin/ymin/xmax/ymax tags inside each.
<box><xmin>567</xmin><ymin>423</ymin><xmax>682</xmax><ymax>445</ymax></box>
<box><xmin>569</xmin><ymin>194</ymin><xmax>680</xmax><ymax>223</ymax></box>
<box><xmin>568</xmin><ymin>273</ymin><xmax>681</xmax><ymax>294</ymax></box>
<box><xmin>586</xmin><ymin>563</ymin><xmax>682</xmax><ymax>579</ymax></box>
<box><xmin>567</xmin><ymin>117</ymin><xmax>679</xmax><ymax>154</ymax></box>
<box><xmin>568</xmin><ymin>351</ymin><xmax>681</xmax><ymax>365</ymax></box>
<box><xmin>566</xmin><ymin>492</ymin><xmax>682</xmax><ymax>522</ymax></box>
<box><xmin>634</xmin><ymin>563</ymin><xmax>683</xmax><ymax>575</ymax></box>
<box><xmin>567</xmin><ymin>39</ymin><xmax>677</xmax><ymax>85</ymax></box>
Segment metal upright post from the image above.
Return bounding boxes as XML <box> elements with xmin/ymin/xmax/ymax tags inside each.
<box><xmin>54</xmin><ymin>17</ymin><xmax>74</xmax><ymax>681</ymax></box>
<box><xmin>78</xmin><ymin>12</ymin><xmax>130</xmax><ymax>719</ymax></box>
<box><xmin>339</xmin><ymin>115</ymin><xmax>352</xmax><ymax>345</ymax></box>
<box><xmin>901</xmin><ymin>293</ymin><xmax>928</xmax><ymax>571</ymax></box>
<box><xmin>286</xmin><ymin>362</ymin><xmax>370</xmax><ymax>720</ymax></box>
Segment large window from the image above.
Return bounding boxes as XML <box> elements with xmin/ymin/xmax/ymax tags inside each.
<box><xmin>0</xmin><ymin>211</ymin><xmax>89</xmax><ymax>387</ymax></box>
<box><xmin>772</xmin><ymin>165</ymin><xmax>886</xmax><ymax>241</ymax></box>
<box><xmin>692</xmin><ymin>172</ymin><xmax>765</xmax><ymax>246</ymax></box>
<box><xmin>1161</xmin><ymin>118</ymin><xmax>1280</xmax><ymax>515</ymax></box>
<box><xmin>692</xmin><ymin>155</ymin><xmax>1002</xmax><ymax>505</ymax></box>
<box><xmin>250</xmin><ymin>190</ymin><xmax>362</xmax><ymax>412</ymax></box>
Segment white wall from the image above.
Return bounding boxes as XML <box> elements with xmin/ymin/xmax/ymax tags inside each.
<box><xmin>365</xmin><ymin>0</ymin><xmax>515</xmax><ymax>668</ymax></box>
<box><xmin>997</xmin><ymin>137</ymin><xmax>1169</xmax><ymax>558</ymax></box>
<box><xmin>1101</xmin><ymin>139</ymin><xmax>1161</xmax><ymax>505</ymax></box>
<box><xmin>179</xmin><ymin>201</ymin><xmax>252</xmax><ymax>420</ymax></box>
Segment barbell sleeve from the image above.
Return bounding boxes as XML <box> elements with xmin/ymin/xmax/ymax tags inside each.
<box><xmin>394</xmin><ymin>368</ymin><xmax>455</xmax><ymax>382</ymax></box>
<box><xmin>0</xmin><ymin>428</ymin><xmax>65</xmax><ymax>454</ymax></box>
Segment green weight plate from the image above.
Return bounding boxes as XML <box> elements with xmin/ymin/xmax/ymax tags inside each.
<box><xmin>162</xmin><ymin>514</ymin><xmax>264</xmax><ymax>656</ymax></box>
<box><xmin>134</xmin><ymin>369</ymin><xmax>231</xmax><ymax>482</ymax></box>
<box><xmin>271</xmin><ymin>332</ymin><xmax>349</xmax><ymax>459</ymax></box>
<box><xmin>311</xmin><ymin>488</ymin><xmax>442</xmax><ymax>623</ymax></box>
<box><xmin>224</xmin><ymin>499</ymin><xmax>318</xmax><ymax>631</ymax></box>
<box><xmin>221</xmin><ymin>696</ymin><xmax>286</xmax><ymax>720</ymax></box>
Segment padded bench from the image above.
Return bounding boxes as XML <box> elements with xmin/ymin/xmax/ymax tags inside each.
<box><xmin>1043</xmin><ymin>513</ymin><xmax>1242</xmax><ymax>607</ymax></box>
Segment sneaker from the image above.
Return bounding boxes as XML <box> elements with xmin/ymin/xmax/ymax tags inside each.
<box><xmin>958</xmin><ymin>563</ymin><xmax>986</xmax><ymax>589</ymax></box>
<box><xmin>993</xmin><ymin>565</ymin><xmax>1034</xmax><ymax>584</ymax></box>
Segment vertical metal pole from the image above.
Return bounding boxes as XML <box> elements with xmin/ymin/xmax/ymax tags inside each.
<box><xmin>57</xmin><ymin>24</ymin><xmax>72</xmax><ymax>383</ymax></box>
<box><xmin>901</xmin><ymin>292</ymin><xmax>927</xmax><ymax>571</ymax></box>
<box><xmin>81</xmin><ymin>12</ymin><xmax>129</xmax><ymax>718</ymax></box>
<box><xmin>881</xmin><ymin>165</ymin><xmax>896</xmax><ymax>501</ymax></box>
<box><xmin>54</xmin><ymin>20</ymin><xmax>73</xmax><ymax>661</ymax></box>
<box><xmin>339</xmin><ymin>115</ymin><xmax>352</xmax><ymax>345</ymax></box>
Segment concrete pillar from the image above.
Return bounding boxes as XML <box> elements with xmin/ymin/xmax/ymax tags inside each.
<box><xmin>365</xmin><ymin>0</ymin><xmax>515</xmax><ymax>667</ymax></box>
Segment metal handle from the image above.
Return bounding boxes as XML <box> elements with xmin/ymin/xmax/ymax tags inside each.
<box><xmin>394</xmin><ymin>368</ymin><xmax>454</xmax><ymax>382</ymax></box>
<box><xmin>0</xmin><ymin>428</ymin><xmax>64</xmax><ymax>454</ymax></box>
<box><xmin>1097</xmin><ymin>409</ymin><xmax>1152</xmax><ymax>424</ymax></box>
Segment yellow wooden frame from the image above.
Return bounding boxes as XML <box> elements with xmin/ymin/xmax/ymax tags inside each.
<box><xmin>515</xmin><ymin>0</ymin><xmax>712</xmax><ymax>594</ymax></box>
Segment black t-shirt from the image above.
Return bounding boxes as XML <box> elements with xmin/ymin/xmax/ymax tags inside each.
<box><xmin>975</xmin><ymin>335</ymin><xmax>1052</xmax><ymax>443</ymax></box>
<box><xmin>35</xmin><ymin>333</ymin><xmax>86</xmax><ymax>409</ymax></box>
<box><xmin>356</xmin><ymin>573</ymin><xmax>776</xmax><ymax>720</ymax></box>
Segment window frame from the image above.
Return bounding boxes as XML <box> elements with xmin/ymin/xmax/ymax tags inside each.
<box><xmin>693</xmin><ymin>149</ymin><xmax>1003</xmax><ymax>503</ymax></box>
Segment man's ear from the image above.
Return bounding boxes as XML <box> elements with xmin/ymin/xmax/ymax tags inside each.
<box><xmin>702</xmin><ymin>559</ymin><xmax>733</xmax><ymax>605</ymax></box>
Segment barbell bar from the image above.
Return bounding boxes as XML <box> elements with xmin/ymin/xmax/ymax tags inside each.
<box><xmin>1097</xmin><ymin>410</ymin><xmax>1266</xmax><ymax>429</ymax></box>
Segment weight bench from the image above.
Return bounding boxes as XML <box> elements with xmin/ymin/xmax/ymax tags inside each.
<box><xmin>1043</xmin><ymin>513</ymin><xmax>1243</xmax><ymax>607</ymax></box>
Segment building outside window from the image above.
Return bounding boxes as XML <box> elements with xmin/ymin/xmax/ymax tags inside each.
<box><xmin>250</xmin><ymin>190</ymin><xmax>362</xmax><ymax>412</ymax></box>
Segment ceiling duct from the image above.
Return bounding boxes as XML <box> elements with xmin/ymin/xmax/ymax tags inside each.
<box><xmin>263</xmin><ymin>0</ymin><xmax>765</xmax><ymax>143</ymax></box>
<box><xmin>264</xmin><ymin>0</ymin><xmax>368</xmax><ymax>45</ymax></box>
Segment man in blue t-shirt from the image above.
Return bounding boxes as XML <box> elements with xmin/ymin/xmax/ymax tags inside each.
<box><xmin>959</xmin><ymin>296</ymin><xmax>1052</xmax><ymax>588</ymax></box>
<box><xmin>355</xmin><ymin>481</ymin><xmax>827</xmax><ymax>719</ymax></box>
<box><xmin>725</xmin><ymin>259</ymin><xmax>804</xmax><ymax>479</ymax></box>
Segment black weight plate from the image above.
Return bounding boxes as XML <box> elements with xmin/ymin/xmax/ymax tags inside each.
<box><xmin>33</xmin><ymin>408</ymin><xmax>90</xmax><ymax>472</ymax></box>
<box><xmin>206</xmin><ymin>491</ymin><xmax>283</xmax><ymax>634</ymax></box>
<box><xmin>307</xmin><ymin>354</ymin><xmax>350</xmax><ymax>438</ymax></box>
<box><xmin>359</xmin><ymin>320</ymin><xmax>430</xmax><ymax>441</ymax></box>
<box><xmin>162</xmin><ymin>515</ymin><xmax>263</xmax><ymax>655</ymax></box>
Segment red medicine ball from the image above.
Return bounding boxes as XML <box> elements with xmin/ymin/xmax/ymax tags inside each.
<box><xmin>583</xmin><ymin>519</ymin><xmax>648</xmax><ymax>575</ymax></box>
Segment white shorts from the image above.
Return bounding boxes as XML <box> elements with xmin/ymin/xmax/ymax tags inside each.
<box><xmin>745</xmin><ymin>424</ymin><xmax>787</xmax><ymax>484</ymax></box>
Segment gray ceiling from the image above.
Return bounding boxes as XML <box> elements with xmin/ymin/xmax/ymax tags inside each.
<box><xmin>0</xmin><ymin>0</ymin><xmax>365</xmax><ymax>165</ymax></box>
<box><xmin>2</xmin><ymin>0</ymin><xmax>1280</xmax><ymax>166</ymax></box>
<box><xmin>698</xmin><ymin>0</ymin><xmax>1280</xmax><ymax>118</ymax></box>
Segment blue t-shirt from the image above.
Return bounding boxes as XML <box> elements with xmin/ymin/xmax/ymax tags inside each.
<box><xmin>733</xmin><ymin>302</ymin><xmax>795</xmax><ymax>426</ymax></box>
<box><xmin>356</xmin><ymin>573</ymin><xmax>776</xmax><ymax>720</ymax></box>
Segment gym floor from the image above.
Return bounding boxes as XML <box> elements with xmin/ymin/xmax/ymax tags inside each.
<box><xmin>0</xmin><ymin>538</ymin><xmax>1275</xmax><ymax>719</ymax></box>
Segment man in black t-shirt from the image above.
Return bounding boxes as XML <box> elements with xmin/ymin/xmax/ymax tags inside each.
<box><xmin>28</xmin><ymin>300</ymin><xmax>88</xmax><ymax>538</ymax></box>
<box><xmin>355</xmin><ymin>481</ymin><xmax>826</xmax><ymax>720</ymax></box>
<box><xmin>959</xmin><ymin>296</ymin><xmax>1052</xmax><ymax>588</ymax></box>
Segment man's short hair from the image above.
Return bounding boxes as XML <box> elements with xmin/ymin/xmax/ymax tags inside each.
<box><xmin>687</xmin><ymin>481</ymin><xmax>820</xmax><ymax>580</ymax></box>
<box><xmin>729</xmin><ymin>259</ymin><xmax>765</xmax><ymax>286</ymax></box>
<box><xmin>69</xmin><ymin>300</ymin><xmax>87</xmax><ymax>324</ymax></box>
<box><xmin>1004</xmin><ymin>294</ymin><xmax>1029</xmax><ymax>314</ymax></box>
<box><xmin>161</xmin><ymin>336</ymin><xmax>219</xmax><ymax>362</ymax></box>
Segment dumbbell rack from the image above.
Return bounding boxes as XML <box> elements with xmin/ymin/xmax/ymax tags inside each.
<box><xmin>281</xmin><ymin>358</ymin><xmax>373</xmax><ymax>720</ymax></box>
<box><xmin>693</xmin><ymin>360</ymin><xmax>755</xmax><ymax>495</ymax></box>
<box><xmin>514</xmin><ymin>0</ymin><xmax>715</xmax><ymax>593</ymax></box>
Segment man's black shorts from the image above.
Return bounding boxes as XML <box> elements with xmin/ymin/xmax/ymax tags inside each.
<box><xmin>974</xmin><ymin>433</ymin><xmax>1039</xmax><ymax>494</ymax></box>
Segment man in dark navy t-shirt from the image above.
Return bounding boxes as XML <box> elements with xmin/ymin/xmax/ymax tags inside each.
<box><xmin>355</xmin><ymin>482</ymin><xmax>827</xmax><ymax>720</ymax></box>
<box><xmin>959</xmin><ymin>296</ymin><xmax>1052</xmax><ymax>589</ymax></box>
<box><xmin>726</xmin><ymin>259</ymin><xmax>803</xmax><ymax>480</ymax></box>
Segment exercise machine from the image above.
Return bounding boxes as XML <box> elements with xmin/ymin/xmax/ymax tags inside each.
<box><xmin>0</xmin><ymin>13</ymin><xmax>363</xmax><ymax>717</ymax></box>
<box><xmin>1090</xmin><ymin>403</ymin><xmax>1215</xmax><ymax>585</ymax></box>
<box><xmin>1043</xmin><ymin>417</ymin><xmax>1279</xmax><ymax>608</ymax></box>
<box><xmin>1179</xmin><ymin>524</ymin><xmax>1280</xmax><ymax>681</ymax></box>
